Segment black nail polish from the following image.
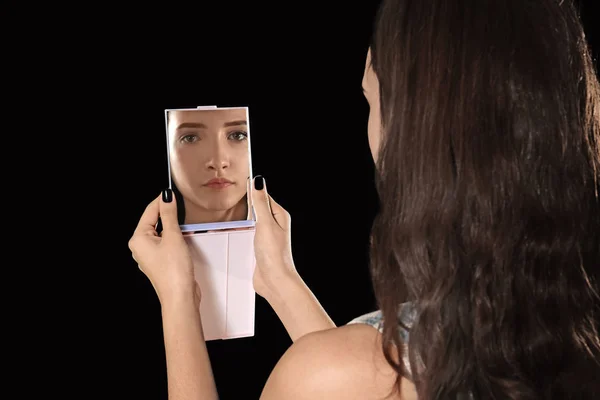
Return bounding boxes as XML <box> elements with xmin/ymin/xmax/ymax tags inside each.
<box><xmin>162</xmin><ymin>188</ymin><xmax>173</xmax><ymax>203</ymax></box>
<box><xmin>254</xmin><ymin>175</ymin><xmax>264</xmax><ymax>190</ymax></box>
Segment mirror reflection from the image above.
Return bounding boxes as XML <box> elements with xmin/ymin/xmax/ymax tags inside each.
<box><xmin>166</xmin><ymin>107</ymin><xmax>252</xmax><ymax>226</ymax></box>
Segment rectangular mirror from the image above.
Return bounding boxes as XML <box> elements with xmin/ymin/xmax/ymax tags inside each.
<box><xmin>165</xmin><ymin>106</ymin><xmax>255</xmax><ymax>233</ymax></box>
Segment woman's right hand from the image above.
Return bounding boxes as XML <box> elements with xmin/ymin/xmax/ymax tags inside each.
<box><xmin>250</xmin><ymin>175</ymin><xmax>299</xmax><ymax>300</ymax></box>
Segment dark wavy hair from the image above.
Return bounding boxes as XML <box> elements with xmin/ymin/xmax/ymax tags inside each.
<box><xmin>368</xmin><ymin>0</ymin><xmax>600</xmax><ymax>398</ymax></box>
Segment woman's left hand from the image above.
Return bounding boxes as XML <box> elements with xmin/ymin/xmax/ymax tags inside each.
<box><xmin>128</xmin><ymin>189</ymin><xmax>199</xmax><ymax>306</ymax></box>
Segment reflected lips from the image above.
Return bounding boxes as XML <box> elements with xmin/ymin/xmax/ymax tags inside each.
<box><xmin>204</xmin><ymin>178</ymin><xmax>233</xmax><ymax>189</ymax></box>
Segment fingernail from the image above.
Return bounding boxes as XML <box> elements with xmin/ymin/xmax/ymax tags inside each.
<box><xmin>254</xmin><ymin>175</ymin><xmax>264</xmax><ymax>190</ymax></box>
<box><xmin>162</xmin><ymin>188</ymin><xmax>173</xmax><ymax>203</ymax></box>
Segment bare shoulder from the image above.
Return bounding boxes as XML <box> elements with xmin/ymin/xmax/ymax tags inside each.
<box><xmin>260</xmin><ymin>324</ymin><xmax>417</xmax><ymax>400</ymax></box>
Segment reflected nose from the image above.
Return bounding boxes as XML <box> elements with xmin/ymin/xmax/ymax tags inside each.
<box><xmin>205</xmin><ymin>142</ymin><xmax>230</xmax><ymax>171</ymax></box>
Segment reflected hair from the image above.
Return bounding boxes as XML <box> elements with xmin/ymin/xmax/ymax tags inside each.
<box><xmin>368</xmin><ymin>0</ymin><xmax>600</xmax><ymax>398</ymax></box>
<box><xmin>164</xmin><ymin>111</ymin><xmax>186</xmax><ymax>224</ymax></box>
<box><xmin>171</xmin><ymin>182</ymin><xmax>187</xmax><ymax>225</ymax></box>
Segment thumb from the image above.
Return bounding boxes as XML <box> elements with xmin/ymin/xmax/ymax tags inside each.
<box><xmin>265</xmin><ymin>193</ymin><xmax>290</xmax><ymax>230</ymax></box>
<box><xmin>251</xmin><ymin>175</ymin><xmax>273</xmax><ymax>224</ymax></box>
<box><xmin>159</xmin><ymin>188</ymin><xmax>181</xmax><ymax>234</ymax></box>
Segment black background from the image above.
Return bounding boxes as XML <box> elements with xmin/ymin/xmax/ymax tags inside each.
<box><xmin>4</xmin><ymin>1</ymin><xmax>596</xmax><ymax>398</ymax></box>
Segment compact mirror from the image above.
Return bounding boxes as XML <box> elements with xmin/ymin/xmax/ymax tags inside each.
<box><xmin>165</xmin><ymin>106</ymin><xmax>255</xmax><ymax>232</ymax></box>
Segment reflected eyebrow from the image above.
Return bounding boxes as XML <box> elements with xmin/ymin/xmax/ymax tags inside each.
<box><xmin>176</xmin><ymin>122</ymin><xmax>207</xmax><ymax>130</ymax></box>
<box><xmin>175</xmin><ymin>120</ymin><xmax>247</xmax><ymax>130</ymax></box>
<box><xmin>223</xmin><ymin>120</ymin><xmax>247</xmax><ymax>127</ymax></box>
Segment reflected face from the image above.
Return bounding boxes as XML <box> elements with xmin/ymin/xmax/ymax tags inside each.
<box><xmin>168</xmin><ymin>108</ymin><xmax>250</xmax><ymax>219</ymax></box>
<box><xmin>362</xmin><ymin>49</ymin><xmax>382</xmax><ymax>164</ymax></box>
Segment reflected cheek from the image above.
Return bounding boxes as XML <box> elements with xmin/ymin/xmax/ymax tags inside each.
<box><xmin>174</xmin><ymin>149</ymin><xmax>204</xmax><ymax>177</ymax></box>
<box><xmin>232</xmin><ymin>148</ymin><xmax>250</xmax><ymax>172</ymax></box>
<box><xmin>179</xmin><ymin>146</ymin><xmax>208</xmax><ymax>162</ymax></box>
<box><xmin>229</xmin><ymin>165</ymin><xmax>249</xmax><ymax>184</ymax></box>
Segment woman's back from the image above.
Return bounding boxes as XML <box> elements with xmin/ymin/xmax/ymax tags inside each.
<box><xmin>350</xmin><ymin>304</ymin><xmax>480</xmax><ymax>399</ymax></box>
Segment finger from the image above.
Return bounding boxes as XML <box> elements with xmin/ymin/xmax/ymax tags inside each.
<box><xmin>251</xmin><ymin>175</ymin><xmax>274</xmax><ymax>224</ymax></box>
<box><xmin>159</xmin><ymin>188</ymin><xmax>181</xmax><ymax>235</ymax></box>
<box><xmin>133</xmin><ymin>194</ymin><xmax>161</xmax><ymax>236</ymax></box>
<box><xmin>128</xmin><ymin>239</ymin><xmax>138</xmax><ymax>263</ymax></box>
<box><xmin>266</xmin><ymin>193</ymin><xmax>290</xmax><ymax>230</ymax></box>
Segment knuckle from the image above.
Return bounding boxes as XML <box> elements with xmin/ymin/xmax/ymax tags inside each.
<box><xmin>128</xmin><ymin>237</ymin><xmax>136</xmax><ymax>251</ymax></box>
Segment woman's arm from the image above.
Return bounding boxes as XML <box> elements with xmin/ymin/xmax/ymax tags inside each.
<box><xmin>260</xmin><ymin>271</ymin><xmax>336</xmax><ymax>342</ymax></box>
<box><xmin>251</xmin><ymin>176</ymin><xmax>336</xmax><ymax>342</ymax></box>
<box><xmin>129</xmin><ymin>193</ymin><xmax>220</xmax><ymax>400</ymax></box>
<box><xmin>160</xmin><ymin>287</ymin><xmax>219</xmax><ymax>400</ymax></box>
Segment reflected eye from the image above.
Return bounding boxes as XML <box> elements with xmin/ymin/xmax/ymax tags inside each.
<box><xmin>228</xmin><ymin>131</ymin><xmax>248</xmax><ymax>141</ymax></box>
<box><xmin>180</xmin><ymin>134</ymin><xmax>199</xmax><ymax>144</ymax></box>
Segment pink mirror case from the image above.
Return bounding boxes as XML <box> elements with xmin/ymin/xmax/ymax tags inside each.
<box><xmin>184</xmin><ymin>227</ymin><xmax>256</xmax><ymax>341</ymax></box>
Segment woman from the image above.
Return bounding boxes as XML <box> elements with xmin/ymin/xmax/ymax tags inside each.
<box><xmin>128</xmin><ymin>0</ymin><xmax>600</xmax><ymax>398</ymax></box>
